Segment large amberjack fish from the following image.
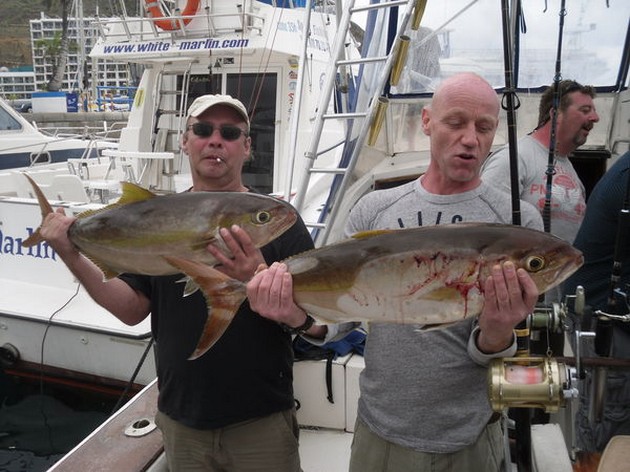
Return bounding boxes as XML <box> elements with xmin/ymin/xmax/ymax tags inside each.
<box><xmin>22</xmin><ymin>173</ymin><xmax>298</xmax><ymax>280</ymax></box>
<box><xmin>165</xmin><ymin>223</ymin><xmax>583</xmax><ymax>358</ymax></box>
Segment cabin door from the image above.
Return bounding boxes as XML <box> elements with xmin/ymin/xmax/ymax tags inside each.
<box><xmin>183</xmin><ymin>72</ymin><xmax>278</xmax><ymax>194</ymax></box>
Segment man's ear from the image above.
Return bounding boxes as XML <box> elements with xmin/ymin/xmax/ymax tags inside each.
<box><xmin>244</xmin><ymin>136</ymin><xmax>253</xmax><ymax>161</ymax></box>
<box><xmin>180</xmin><ymin>131</ymin><xmax>189</xmax><ymax>154</ymax></box>
<box><xmin>421</xmin><ymin>107</ymin><xmax>431</xmax><ymax>136</ymax></box>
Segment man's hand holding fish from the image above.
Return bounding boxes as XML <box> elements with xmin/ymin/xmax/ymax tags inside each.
<box><xmin>476</xmin><ymin>260</ymin><xmax>539</xmax><ymax>353</ymax></box>
<box><xmin>206</xmin><ymin>225</ymin><xmax>266</xmax><ymax>282</ymax></box>
<box><xmin>247</xmin><ymin>261</ymin><xmax>324</xmax><ymax>334</ymax></box>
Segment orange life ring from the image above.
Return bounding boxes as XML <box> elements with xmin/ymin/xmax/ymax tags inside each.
<box><xmin>145</xmin><ymin>0</ymin><xmax>201</xmax><ymax>31</ymax></box>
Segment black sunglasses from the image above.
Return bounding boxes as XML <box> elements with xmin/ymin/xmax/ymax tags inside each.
<box><xmin>187</xmin><ymin>122</ymin><xmax>248</xmax><ymax>141</ymax></box>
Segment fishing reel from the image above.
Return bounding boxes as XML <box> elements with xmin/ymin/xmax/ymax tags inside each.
<box><xmin>487</xmin><ymin>286</ymin><xmax>630</xmax><ymax>414</ymax></box>
<box><xmin>487</xmin><ymin>293</ymin><xmax>579</xmax><ymax>413</ymax></box>
<box><xmin>488</xmin><ymin>356</ymin><xmax>579</xmax><ymax>413</ymax></box>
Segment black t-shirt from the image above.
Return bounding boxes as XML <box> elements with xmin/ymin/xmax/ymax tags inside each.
<box><xmin>120</xmin><ymin>213</ymin><xmax>314</xmax><ymax>429</ymax></box>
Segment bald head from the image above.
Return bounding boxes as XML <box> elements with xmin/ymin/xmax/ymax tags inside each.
<box><xmin>430</xmin><ymin>73</ymin><xmax>500</xmax><ymax>117</ymax></box>
<box><xmin>420</xmin><ymin>72</ymin><xmax>500</xmax><ymax>194</ymax></box>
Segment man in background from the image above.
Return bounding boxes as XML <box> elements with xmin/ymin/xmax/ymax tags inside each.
<box><xmin>563</xmin><ymin>151</ymin><xmax>630</xmax><ymax>453</ymax></box>
<box><xmin>482</xmin><ymin>79</ymin><xmax>599</xmax><ymax>244</ymax></box>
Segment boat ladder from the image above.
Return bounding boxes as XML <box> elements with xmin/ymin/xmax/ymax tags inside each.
<box><xmin>142</xmin><ymin>64</ymin><xmax>194</xmax><ymax>190</ymax></box>
<box><xmin>293</xmin><ymin>0</ymin><xmax>426</xmax><ymax>245</ymax></box>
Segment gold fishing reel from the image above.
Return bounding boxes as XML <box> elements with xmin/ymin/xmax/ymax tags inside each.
<box><xmin>488</xmin><ymin>357</ymin><xmax>578</xmax><ymax>413</ymax></box>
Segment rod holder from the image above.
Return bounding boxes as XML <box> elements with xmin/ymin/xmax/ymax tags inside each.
<box><xmin>390</xmin><ymin>36</ymin><xmax>410</xmax><ymax>86</ymax></box>
<box><xmin>412</xmin><ymin>0</ymin><xmax>428</xmax><ymax>30</ymax></box>
<box><xmin>367</xmin><ymin>97</ymin><xmax>389</xmax><ymax>147</ymax></box>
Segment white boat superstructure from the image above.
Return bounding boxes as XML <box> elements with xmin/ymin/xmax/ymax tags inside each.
<box><xmin>1</xmin><ymin>0</ymin><xmax>348</xmax><ymax>393</ymax></box>
<box><xmin>1</xmin><ymin>0</ymin><xmax>629</xmax><ymax>470</ymax></box>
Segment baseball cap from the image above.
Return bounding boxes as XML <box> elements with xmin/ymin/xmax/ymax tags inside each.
<box><xmin>186</xmin><ymin>94</ymin><xmax>250</xmax><ymax>128</ymax></box>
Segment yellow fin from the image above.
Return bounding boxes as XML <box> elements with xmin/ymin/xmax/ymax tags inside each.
<box><xmin>351</xmin><ymin>229</ymin><xmax>396</xmax><ymax>240</ymax></box>
<box><xmin>74</xmin><ymin>182</ymin><xmax>158</xmax><ymax>220</ymax></box>
<box><xmin>421</xmin><ymin>322</ymin><xmax>456</xmax><ymax>331</ymax></box>
<box><xmin>83</xmin><ymin>254</ymin><xmax>120</xmax><ymax>280</ymax></box>
<box><xmin>117</xmin><ymin>182</ymin><xmax>158</xmax><ymax>204</ymax></box>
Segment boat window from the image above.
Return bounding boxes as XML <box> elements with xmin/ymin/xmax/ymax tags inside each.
<box><xmin>30</xmin><ymin>151</ymin><xmax>52</xmax><ymax>165</ymax></box>
<box><xmin>385</xmin><ymin>0</ymin><xmax>628</xmax><ymax>93</ymax></box>
<box><xmin>0</xmin><ymin>106</ymin><xmax>22</xmax><ymax>131</ymax></box>
<box><xmin>186</xmin><ymin>74</ymin><xmax>222</xmax><ymax>98</ymax></box>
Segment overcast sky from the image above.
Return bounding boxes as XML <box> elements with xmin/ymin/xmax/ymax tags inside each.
<box><xmin>355</xmin><ymin>0</ymin><xmax>629</xmax><ymax>87</ymax></box>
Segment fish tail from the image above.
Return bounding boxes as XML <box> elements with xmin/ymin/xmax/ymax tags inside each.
<box><xmin>22</xmin><ymin>173</ymin><xmax>54</xmax><ymax>247</ymax></box>
<box><xmin>163</xmin><ymin>256</ymin><xmax>247</xmax><ymax>360</ymax></box>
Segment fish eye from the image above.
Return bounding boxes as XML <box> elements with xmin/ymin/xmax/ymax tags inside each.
<box><xmin>525</xmin><ymin>256</ymin><xmax>546</xmax><ymax>272</ymax></box>
<box><xmin>254</xmin><ymin>211</ymin><xmax>272</xmax><ymax>224</ymax></box>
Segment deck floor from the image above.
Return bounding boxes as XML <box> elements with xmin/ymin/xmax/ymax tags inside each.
<box><xmin>300</xmin><ymin>428</ymin><xmax>354</xmax><ymax>472</ymax></box>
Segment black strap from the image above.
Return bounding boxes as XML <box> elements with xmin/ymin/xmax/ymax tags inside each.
<box><xmin>325</xmin><ymin>351</ymin><xmax>335</xmax><ymax>404</ymax></box>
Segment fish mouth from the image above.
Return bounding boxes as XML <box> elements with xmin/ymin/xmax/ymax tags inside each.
<box><xmin>543</xmin><ymin>251</ymin><xmax>584</xmax><ymax>290</ymax></box>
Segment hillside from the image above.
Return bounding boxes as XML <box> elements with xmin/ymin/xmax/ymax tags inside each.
<box><xmin>0</xmin><ymin>0</ymin><xmax>137</xmax><ymax>68</ymax></box>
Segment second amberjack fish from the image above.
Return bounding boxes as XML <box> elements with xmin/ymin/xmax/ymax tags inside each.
<box><xmin>165</xmin><ymin>223</ymin><xmax>584</xmax><ymax>358</ymax></box>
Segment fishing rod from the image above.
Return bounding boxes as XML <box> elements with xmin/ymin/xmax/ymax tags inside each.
<box><xmin>502</xmin><ymin>0</ymin><xmax>522</xmax><ymax>228</ymax></box>
<box><xmin>589</xmin><ymin>161</ymin><xmax>630</xmax><ymax>423</ymax></box>
<box><xmin>499</xmin><ymin>1</ymin><xmax>534</xmax><ymax>470</ymax></box>
<box><xmin>541</xmin><ymin>0</ymin><xmax>567</xmax><ymax>234</ymax></box>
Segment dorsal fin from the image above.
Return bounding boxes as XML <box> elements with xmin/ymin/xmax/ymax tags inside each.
<box><xmin>117</xmin><ymin>182</ymin><xmax>158</xmax><ymax>204</ymax></box>
<box><xmin>74</xmin><ymin>182</ymin><xmax>158</xmax><ymax>219</ymax></box>
<box><xmin>351</xmin><ymin>229</ymin><xmax>396</xmax><ymax>240</ymax></box>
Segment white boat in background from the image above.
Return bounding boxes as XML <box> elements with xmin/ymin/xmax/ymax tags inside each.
<box><xmin>0</xmin><ymin>96</ymin><xmax>118</xmax><ymax>171</ymax></box>
<box><xmin>1</xmin><ymin>0</ymin><xmax>629</xmax><ymax>470</ymax></box>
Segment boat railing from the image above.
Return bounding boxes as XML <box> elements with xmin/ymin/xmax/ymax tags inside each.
<box><xmin>92</xmin><ymin>2</ymin><xmax>267</xmax><ymax>44</ymax></box>
<box><xmin>35</xmin><ymin>122</ymin><xmax>126</xmax><ymax>144</ymax></box>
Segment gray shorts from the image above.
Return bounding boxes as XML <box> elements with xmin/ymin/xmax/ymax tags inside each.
<box><xmin>155</xmin><ymin>409</ymin><xmax>301</xmax><ymax>472</ymax></box>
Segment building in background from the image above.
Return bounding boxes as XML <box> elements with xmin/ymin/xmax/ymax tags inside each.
<box><xmin>30</xmin><ymin>12</ymin><xmax>133</xmax><ymax>94</ymax></box>
<box><xmin>0</xmin><ymin>12</ymin><xmax>134</xmax><ymax>106</ymax></box>
<box><xmin>0</xmin><ymin>68</ymin><xmax>36</xmax><ymax>102</ymax></box>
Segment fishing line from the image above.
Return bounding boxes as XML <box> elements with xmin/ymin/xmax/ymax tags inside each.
<box><xmin>248</xmin><ymin>4</ymin><xmax>286</xmax><ymax>122</ymax></box>
<box><xmin>111</xmin><ymin>337</ymin><xmax>154</xmax><ymax>415</ymax></box>
<box><xmin>37</xmin><ymin>281</ymin><xmax>81</xmax><ymax>455</ymax></box>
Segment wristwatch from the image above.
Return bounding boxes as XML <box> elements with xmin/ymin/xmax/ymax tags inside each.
<box><xmin>282</xmin><ymin>313</ymin><xmax>315</xmax><ymax>335</ymax></box>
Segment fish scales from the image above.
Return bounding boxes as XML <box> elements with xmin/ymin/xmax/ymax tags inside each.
<box><xmin>164</xmin><ymin>223</ymin><xmax>584</xmax><ymax>358</ymax></box>
<box><xmin>287</xmin><ymin>228</ymin><xmax>507</xmax><ymax>324</ymax></box>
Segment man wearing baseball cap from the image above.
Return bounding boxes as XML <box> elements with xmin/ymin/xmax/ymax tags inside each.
<box><xmin>36</xmin><ymin>94</ymin><xmax>316</xmax><ymax>471</ymax></box>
